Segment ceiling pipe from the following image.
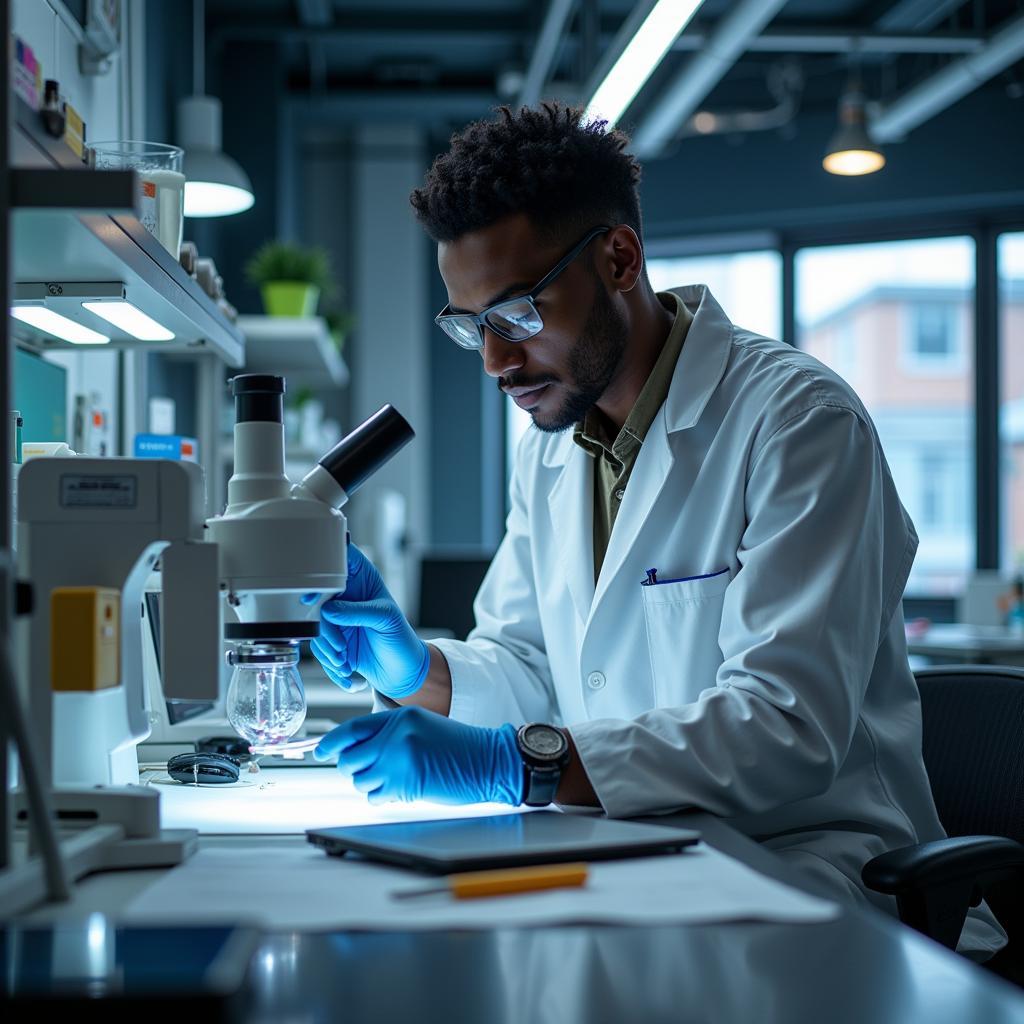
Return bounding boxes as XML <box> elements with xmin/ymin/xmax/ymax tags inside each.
<box><xmin>672</xmin><ymin>29</ymin><xmax>984</xmax><ymax>56</ymax></box>
<box><xmin>873</xmin><ymin>8</ymin><xmax>1024</xmax><ymax>142</ymax></box>
<box><xmin>631</xmin><ymin>0</ymin><xmax>789</xmax><ymax>159</ymax></box>
<box><xmin>518</xmin><ymin>0</ymin><xmax>577</xmax><ymax>108</ymax></box>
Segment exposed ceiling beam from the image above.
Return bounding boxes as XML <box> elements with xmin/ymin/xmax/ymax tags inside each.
<box><xmin>876</xmin><ymin>0</ymin><xmax>967</xmax><ymax>32</ymax></box>
<box><xmin>518</xmin><ymin>0</ymin><xmax>577</xmax><ymax>108</ymax></box>
<box><xmin>874</xmin><ymin>8</ymin><xmax>1024</xmax><ymax>142</ymax></box>
<box><xmin>672</xmin><ymin>28</ymin><xmax>984</xmax><ymax>55</ymax></box>
<box><xmin>295</xmin><ymin>0</ymin><xmax>333</xmax><ymax>27</ymax></box>
<box><xmin>631</xmin><ymin>0</ymin><xmax>789</xmax><ymax>159</ymax></box>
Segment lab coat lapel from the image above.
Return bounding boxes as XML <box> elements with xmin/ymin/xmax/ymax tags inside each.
<box><xmin>588</xmin><ymin>285</ymin><xmax>733</xmax><ymax>618</ymax></box>
<box><xmin>590</xmin><ymin>411</ymin><xmax>675</xmax><ymax>614</ymax></box>
<box><xmin>546</xmin><ymin>441</ymin><xmax>595</xmax><ymax>626</ymax></box>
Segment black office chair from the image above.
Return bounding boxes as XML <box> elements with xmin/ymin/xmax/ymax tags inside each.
<box><xmin>862</xmin><ymin>666</ymin><xmax>1024</xmax><ymax>977</ymax></box>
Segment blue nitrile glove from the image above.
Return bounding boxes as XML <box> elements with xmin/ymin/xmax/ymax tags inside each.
<box><xmin>313</xmin><ymin>706</ymin><xmax>525</xmax><ymax>806</ymax></box>
<box><xmin>305</xmin><ymin>543</ymin><xmax>430</xmax><ymax>699</ymax></box>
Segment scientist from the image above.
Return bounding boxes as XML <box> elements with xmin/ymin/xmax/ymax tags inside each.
<box><xmin>310</xmin><ymin>103</ymin><xmax>1001</xmax><ymax>950</ymax></box>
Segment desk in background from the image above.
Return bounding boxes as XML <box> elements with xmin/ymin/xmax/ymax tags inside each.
<box><xmin>906</xmin><ymin>623</ymin><xmax>1024</xmax><ymax>665</ymax></box>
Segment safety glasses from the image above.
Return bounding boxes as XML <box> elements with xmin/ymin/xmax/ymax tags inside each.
<box><xmin>434</xmin><ymin>226</ymin><xmax>611</xmax><ymax>350</ymax></box>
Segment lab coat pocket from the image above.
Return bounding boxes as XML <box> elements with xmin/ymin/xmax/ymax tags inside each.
<box><xmin>641</xmin><ymin>570</ymin><xmax>730</xmax><ymax>706</ymax></box>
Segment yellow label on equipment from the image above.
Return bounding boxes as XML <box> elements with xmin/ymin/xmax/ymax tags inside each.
<box><xmin>51</xmin><ymin>587</ymin><xmax>120</xmax><ymax>691</ymax></box>
<box><xmin>63</xmin><ymin>101</ymin><xmax>85</xmax><ymax>158</ymax></box>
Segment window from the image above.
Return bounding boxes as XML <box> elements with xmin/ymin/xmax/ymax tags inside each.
<box><xmin>646</xmin><ymin>250</ymin><xmax>782</xmax><ymax>340</ymax></box>
<box><xmin>999</xmin><ymin>232</ymin><xmax>1024</xmax><ymax>575</ymax></box>
<box><xmin>904</xmin><ymin>302</ymin><xmax>963</xmax><ymax>373</ymax></box>
<box><xmin>911</xmin><ymin>304</ymin><xmax>956</xmax><ymax>358</ymax></box>
<box><xmin>796</xmin><ymin>237</ymin><xmax>975</xmax><ymax>597</ymax></box>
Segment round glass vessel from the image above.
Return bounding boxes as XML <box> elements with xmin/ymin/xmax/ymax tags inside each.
<box><xmin>225</xmin><ymin>641</ymin><xmax>306</xmax><ymax>747</ymax></box>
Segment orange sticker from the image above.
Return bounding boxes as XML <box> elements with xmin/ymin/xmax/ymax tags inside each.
<box><xmin>142</xmin><ymin>180</ymin><xmax>156</xmax><ymax>198</ymax></box>
<box><xmin>181</xmin><ymin>442</ymin><xmax>194</xmax><ymax>456</ymax></box>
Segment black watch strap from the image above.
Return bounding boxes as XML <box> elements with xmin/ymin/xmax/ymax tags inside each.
<box><xmin>522</xmin><ymin>764</ymin><xmax>561</xmax><ymax>807</ymax></box>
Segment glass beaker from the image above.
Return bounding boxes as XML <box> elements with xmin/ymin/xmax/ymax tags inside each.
<box><xmin>225</xmin><ymin>642</ymin><xmax>307</xmax><ymax>747</ymax></box>
<box><xmin>88</xmin><ymin>141</ymin><xmax>185</xmax><ymax>258</ymax></box>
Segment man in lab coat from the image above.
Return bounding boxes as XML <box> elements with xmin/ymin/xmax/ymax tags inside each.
<box><xmin>310</xmin><ymin>104</ymin><xmax>1003</xmax><ymax>954</ymax></box>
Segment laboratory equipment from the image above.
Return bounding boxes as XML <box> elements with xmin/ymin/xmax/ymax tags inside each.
<box><xmin>88</xmin><ymin>141</ymin><xmax>186</xmax><ymax>257</ymax></box>
<box><xmin>7</xmin><ymin>457</ymin><xmax>222</xmax><ymax>917</ymax></box>
<box><xmin>205</xmin><ymin>374</ymin><xmax>414</xmax><ymax>750</ymax></box>
<box><xmin>166</xmin><ymin>752</ymin><xmax>241</xmax><ymax>786</ymax></box>
<box><xmin>18</xmin><ymin>458</ymin><xmax>220</xmax><ymax>789</ymax></box>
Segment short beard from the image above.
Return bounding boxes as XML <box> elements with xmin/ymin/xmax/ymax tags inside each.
<box><xmin>532</xmin><ymin>282</ymin><xmax>628</xmax><ymax>434</ymax></box>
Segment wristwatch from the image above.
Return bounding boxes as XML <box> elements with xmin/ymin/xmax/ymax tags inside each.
<box><xmin>516</xmin><ymin>723</ymin><xmax>571</xmax><ymax>807</ymax></box>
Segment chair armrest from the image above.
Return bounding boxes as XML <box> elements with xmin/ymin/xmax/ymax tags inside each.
<box><xmin>863</xmin><ymin>835</ymin><xmax>1024</xmax><ymax>949</ymax></box>
<box><xmin>863</xmin><ymin>836</ymin><xmax>1024</xmax><ymax>894</ymax></box>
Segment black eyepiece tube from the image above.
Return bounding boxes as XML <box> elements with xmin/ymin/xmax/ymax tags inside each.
<box><xmin>230</xmin><ymin>374</ymin><xmax>285</xmax><ymax>424</ymax></box>
<box><xmin>318</xmin><ymin>405</ymin><xmax>414</xmax><ymax>496</ymax></box>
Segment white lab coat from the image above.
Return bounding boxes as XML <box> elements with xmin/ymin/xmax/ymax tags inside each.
<box><xmin>431</xmin><ymin>285</ymin><xmax>1004</xmax><ymax>955</ymax></box>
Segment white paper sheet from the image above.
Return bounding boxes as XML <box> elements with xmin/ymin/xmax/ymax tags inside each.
<box><xmin>122</xmin><ymin>842</ymin><xmax>838</xmax><ymax>931</ymax></box>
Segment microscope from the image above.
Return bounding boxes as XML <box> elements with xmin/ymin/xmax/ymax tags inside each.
<box><xmin>11</xmin><ymin>373</ymin><xmax>412</xmax><ymax>901</ymax></box>
<box><xmin>206</xmin><ymin>374</ymin><xmax>413</xmax><ymax>749</ymax></box>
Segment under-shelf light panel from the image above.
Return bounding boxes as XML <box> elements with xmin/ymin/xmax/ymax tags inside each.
<box><xmin>82</xmin><ymin>301</ymin><xmax>175</xmax><ymax>341</ymax></box>
<box><xmin>10</xmin><ymin>306</ymin><xmax>110</xmax><ymax>345</ymax></box>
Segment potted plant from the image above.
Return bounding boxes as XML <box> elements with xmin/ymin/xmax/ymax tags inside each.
<box><xmin>244</xmin><ymin>240</ymin><xmax>334</xmax><ymax>318</ymax></box>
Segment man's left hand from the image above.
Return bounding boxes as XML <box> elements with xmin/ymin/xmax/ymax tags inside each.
<box><xmin>313</xmin><ymin>706</ymin><xmax>524</xmax><ymax>806</ymax></box>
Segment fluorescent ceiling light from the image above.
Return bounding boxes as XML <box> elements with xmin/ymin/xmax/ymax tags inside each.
<box><xmin>584</xmin><ymin>0</ymin><xmax>706</xmax><ymax>127</ymax></box>
<box><xmin>82</xmin><ymin>301</ymin><xmax>175</xmax><ymax>341</ymax></box>
<box><xmin>10</xmin><ymin>306</ymin><xmax>110</xmax><ymax>345</ymax></box>
<box><xmin>183</xmin><ymin>179</ymin><xmax>255</xmax><ymax>218</ymax></box>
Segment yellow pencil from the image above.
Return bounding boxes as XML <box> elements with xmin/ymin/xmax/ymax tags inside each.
<box><xmin>392</xmin><ymin>862</ymin><xmax>589</xmax><ymax>900</ymax></box>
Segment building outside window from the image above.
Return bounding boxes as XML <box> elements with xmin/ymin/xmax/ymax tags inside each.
<box><xmin>797</xmin><ymin>237</ymin><xmax>975</xmax><ymax>597</ymax></box>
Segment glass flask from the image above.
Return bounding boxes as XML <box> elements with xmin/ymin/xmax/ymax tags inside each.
<box><xmin>226</xmin><ymin>642</ymin><xmax>306</xmax><ymax>747</ymax></box>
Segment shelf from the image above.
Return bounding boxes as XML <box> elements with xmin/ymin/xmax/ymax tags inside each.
<box><xmin>10</xmin><ymin>97</ymin><xmax>245</xmax><ymax>367</ymax></box>
<box><xmin>235</xmin><ymin>316</ymin><xmax>350</xmax><ymax>388</ymax></box>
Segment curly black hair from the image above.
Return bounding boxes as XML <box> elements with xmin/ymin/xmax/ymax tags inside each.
<box><xmin>410</xmin><ymin>102</ymin><xmax>643</xmax><ymax>247</ymax></box>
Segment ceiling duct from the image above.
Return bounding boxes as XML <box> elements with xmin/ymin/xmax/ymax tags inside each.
<box><xmin>631</xmin><ymin>0</ymin><xmax>790</xmax><ymax>159</ymax></box>
<box><xmin>873</xmin><ymin>9</ymin><xmax>1024</xmax><ymax>142</ymax></box>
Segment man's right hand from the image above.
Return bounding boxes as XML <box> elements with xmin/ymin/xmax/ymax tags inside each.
<box><xmin>308</xmin><ymin>543</ymin><xmax>430</xmax><ymax>700</ymax></box>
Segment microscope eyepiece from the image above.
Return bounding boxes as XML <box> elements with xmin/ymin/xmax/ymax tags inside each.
<box><xmin>230</xmin><ymin>374</ymin><xmax>286</xmax><ymax>424</ymax></box>
<box><xmin>317</xmin><ymin>404</ymin><xmax>414</xmax><ymax>497</ymax></box>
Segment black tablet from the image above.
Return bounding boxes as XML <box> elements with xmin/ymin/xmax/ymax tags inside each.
<box><xmin>306</xmin><ymin>811</ymin><xmax>700</xmax><ymax>873</ymax></box>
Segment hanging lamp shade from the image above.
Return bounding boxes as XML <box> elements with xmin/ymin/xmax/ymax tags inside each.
<box><xmin>178</xmin><ymin>95</ymin><xmax>255</xmax><ymax>217</ymax></box>
<box><xmin>823</xmin><ymin>88</ymin><xmax>885</xmax><ymax>177</ymax></box>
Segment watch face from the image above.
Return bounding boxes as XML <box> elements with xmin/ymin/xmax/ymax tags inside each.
<box><xmin>522</xmin><ymin>724</ymin><xmax>566</xmax><ymax>759</ymax></box>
